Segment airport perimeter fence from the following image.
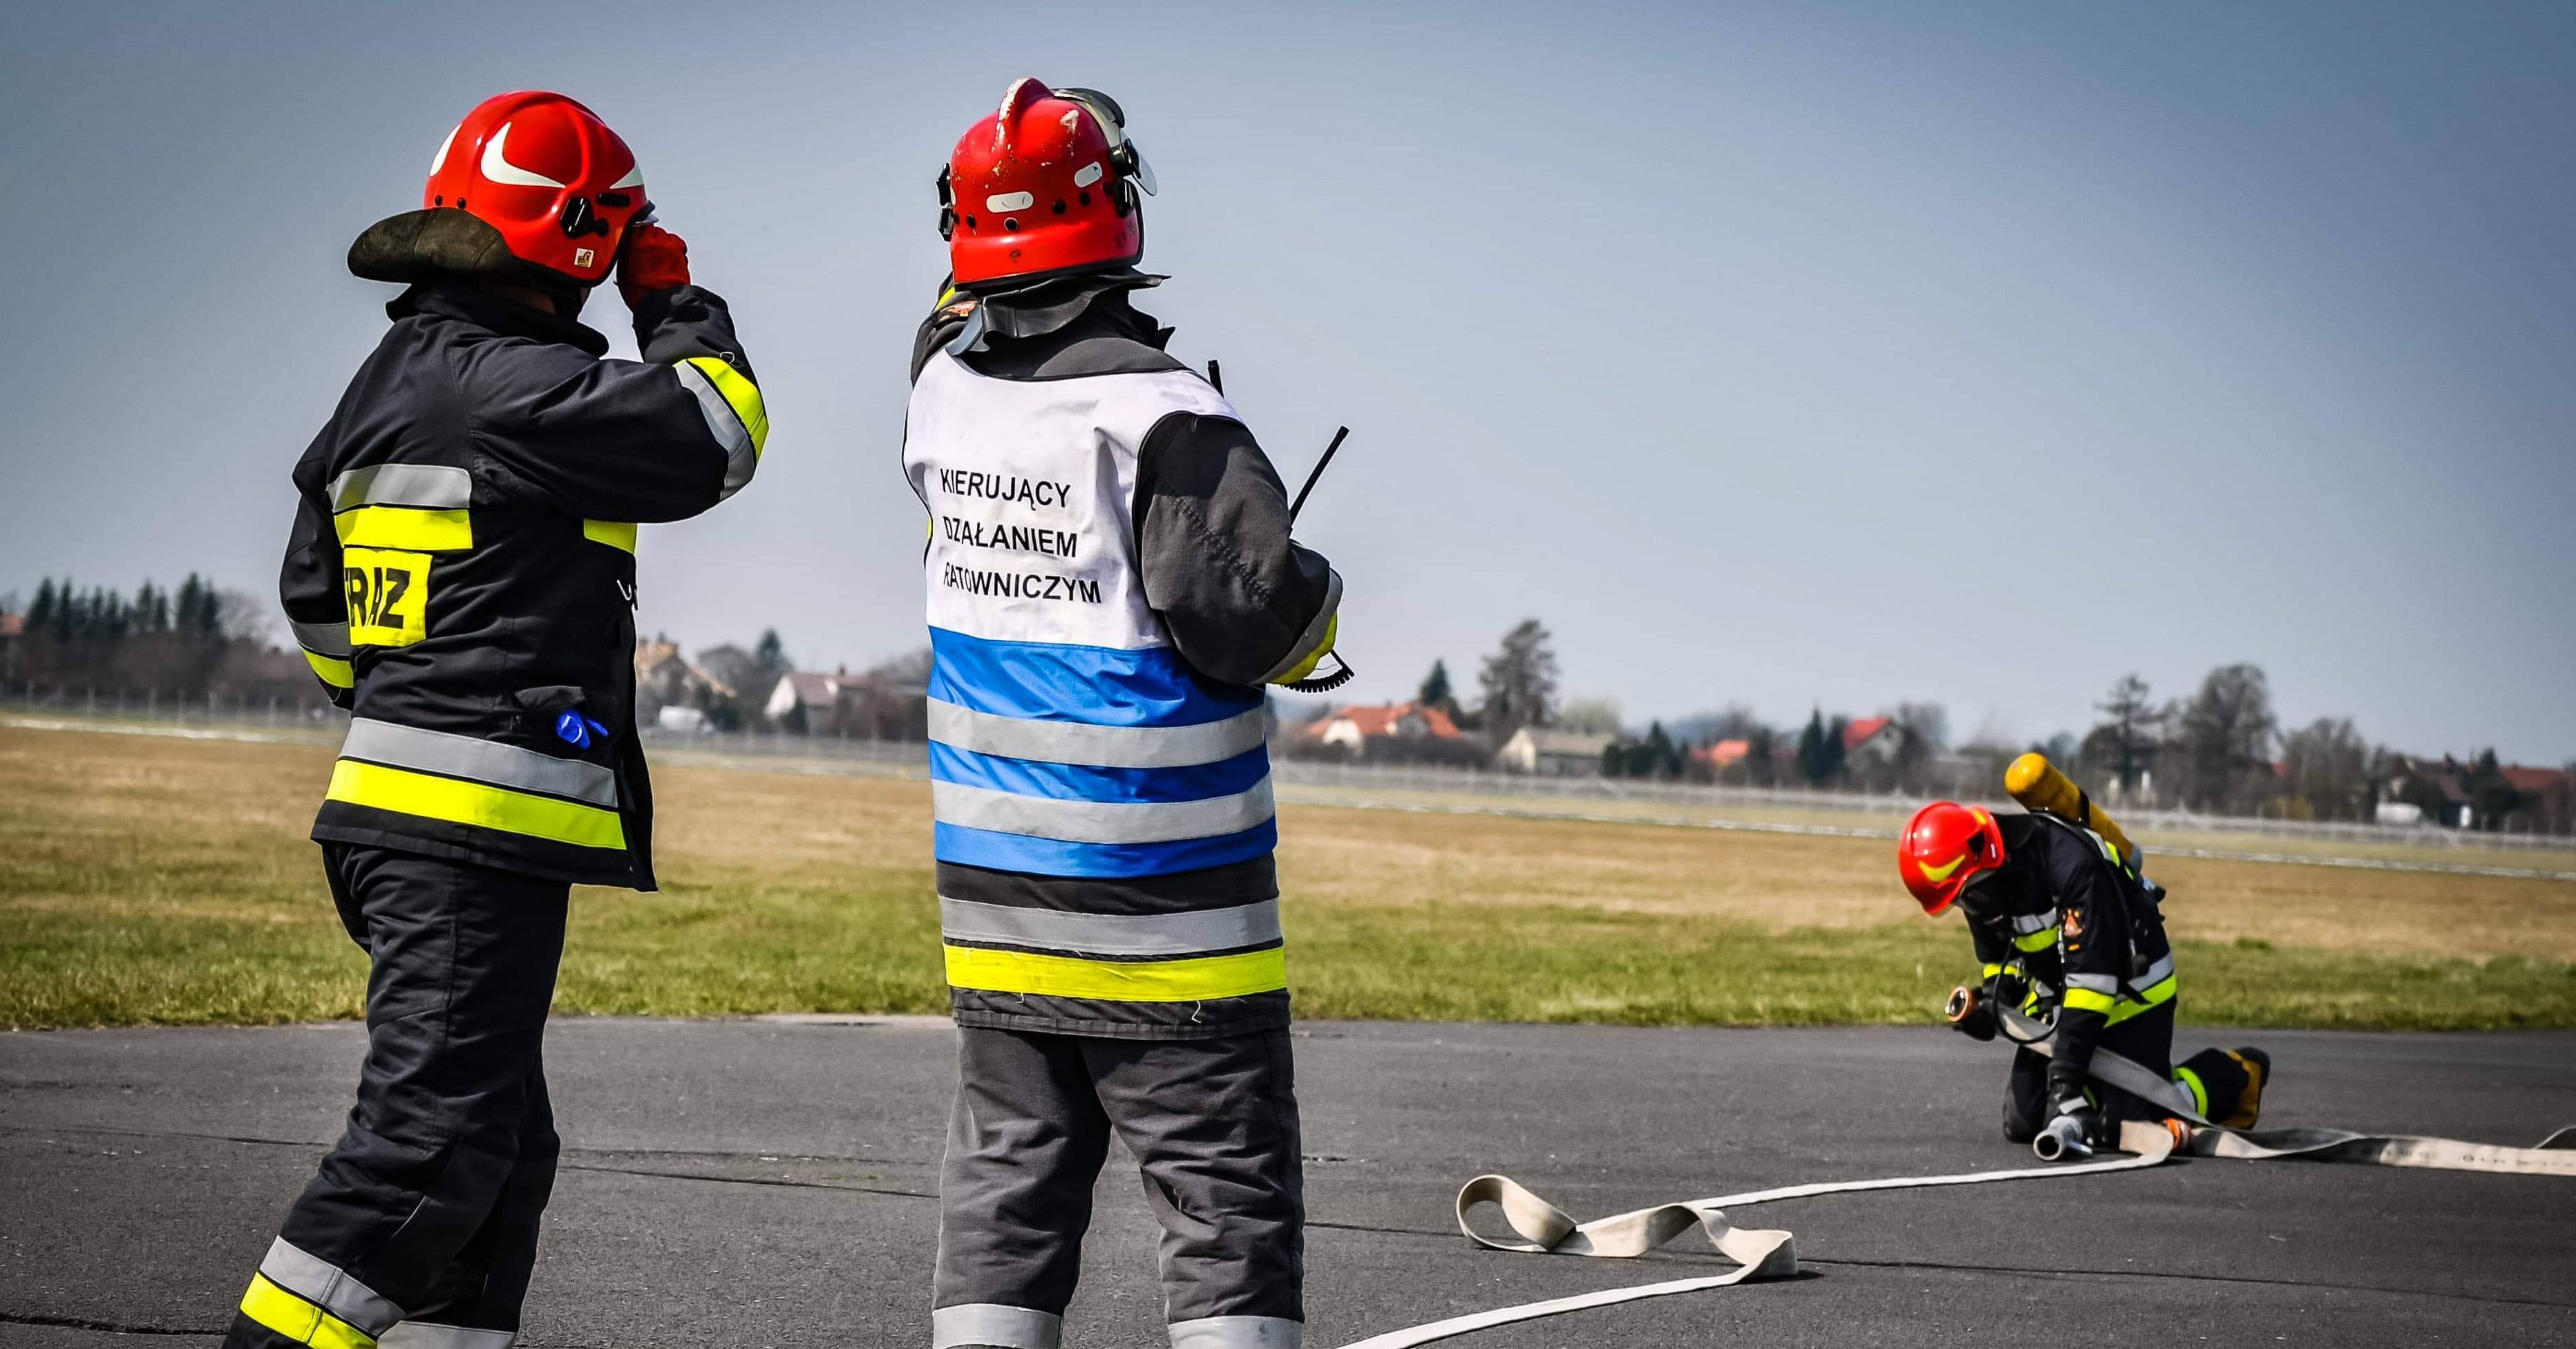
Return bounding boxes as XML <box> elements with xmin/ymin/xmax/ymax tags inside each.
<box><xmin>7</xmin><ymin>684</ymin><xmax>2566</xmax><ymax>854</ymax></box>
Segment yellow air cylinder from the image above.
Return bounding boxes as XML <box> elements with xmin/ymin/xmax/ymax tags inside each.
<box><xmin>2005</xmin><ymin>753</ymin><xmax>2141</xmax><ymax>867</ymax></box>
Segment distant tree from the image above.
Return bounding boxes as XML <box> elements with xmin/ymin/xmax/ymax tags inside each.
<box><xmin>1669</xmin><ymin>704</ymin><xmax>1765</xmax><ymax>746</ymax></box>
<box><xmin>2461</xmin><ymin>749</ymin><xmax>2525</xmax><ymax>832</ymax></box>
<box><xmin>2169</xmin><ymin>663</ymin><xmax>2277</xmax><ymax>811</ymax></box>
<box><xmin>1743</xmin><ymin>724</ymin><xmax>1781</xmax><ymax>787</ymax></box>
<box><xmin>2280</xmin><ymin>717</ymin><xmax>2371</xmax><ymax>822</ymax></box>
<box><xmin>1623</xmin><ymin>720</ymin><xmax>1681</xmax><ymax>779</ymax></box>
<box><xmin>1477</xmin><ymin>619</ymin><xmax>1559</xmax><ymax>737</ymax></box>
<box><xmin>2087</xmin><ymin>673</ymin><xmax>2164</xmax><ymax>795</ymax></box>
<box><xmin>1557</xmin><ymin>697</ymin><xmax>1622</xmax><ymax>736</ymax></box>
<box><xmin>755</xmin><ymin>628</ymin><xmax>793</xmax><ymax>680</ymax></box>
<box><xmin>28</xmin><ymin>579</ymin><xmax>59</xmax><ymax>636</ymax></box>
<box><xmin>1890</xmin><ymin>701</ymin><xmax>1948</xmax><ymax>786</ymax></box>
<box><xmin>1795</xmin><ymin>708</ymin><xmax>1848</xmax><ymax>786</ymax></box>
<box><xmin>1417</xmin><ymin>659</ymin><xmax>1456</xmax><ymax>715</ymax></box>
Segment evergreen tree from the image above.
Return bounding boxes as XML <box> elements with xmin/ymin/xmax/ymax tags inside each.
<box><xmin>1795</xmin><ymin>708</ymin><xmax>1848</xmax><ymax>786</ymax></box>
<box><xmin>1477</xmin><ymin>619</ymin><xmax>1560</xmax><ymax>736</ymax></box>
<box><xmin>1417</xmin><ymin>659</ymin><xmax>1454</xmax><ymax>712</ymax></box>
<box><xmin>29</xmin><ymin>578</ymin><xmax>58</xmax><ymax>634</ymax></box>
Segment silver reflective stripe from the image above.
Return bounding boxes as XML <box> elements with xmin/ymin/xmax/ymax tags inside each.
<box><xmin>940</xmin><ymin>897</ymin><xmax>1280</xmax><ymax>957</ymax></box>
<box><xmin>2009</xmin><ymin>912</ymin><xmax>2053</xmax><ymax>936</ymax></box>
<box><xmin>1258</xmin><ymin>569</ymin><xmax>1344</xmax><ymax>683</ymax></box>
<box><xmin>933</xmin><ymin>1303</ymin><xmax>1061</xmax><ymax>1349</ymax></box>
<box><xmin>381</xmin><ymin>1324</ymin><xmax>515</xmax><ymax>1349</ymax></box>
<box><xmin>341</xmin><ymin>718</ymin><xmax>618</xmax><ymax>808</ymax></box>
<box><xmin>928</xmin><ymin>700</ymin><xmax>1267</xmax><ymax>770</ymax></box>
<box><xmin>2129</xmin><ymin>954</ymin><xmax>2176</xmax><ymax>992</ymax></box>
<box><xmin>291</xmin><ymin>619</ymin><xmax>352</xmax><ymax>659</ymax></box>
<box><xmin>2064</xmin><ymin>972</ymin><xmax>2119</xmax><ymax>996</ymax></box>
<box><xmin>1168</xmin><ymin>1315</ymin><xmax>1303</xmax><ymax>1349</ymax></box>
<box><xmin>933</xmin><ymin>777</ymin><xmax>1273</xmax><ymax>845</ymax></box>
<box><xmin>330</xmin><ymin>464</ymin><xmax>471</xmax><ymax>512</ymax></box>
<box><xmin>675</xmin><ymin>361</ymin><xmax>759</xmax><ymax>502</ymax></box>
<box><xmin>258</xmin><ymin>1238</ymin><xmax>405</xmax><ymax>1334</ymax></box>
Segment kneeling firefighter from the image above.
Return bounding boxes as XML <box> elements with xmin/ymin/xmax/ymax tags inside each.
<box><xmin>1900</xmin><ymin>756</ymin><xmax>2269</xmax><ymax>1160</ymax></box>
<box><xmin>228</xmin><ymin>91</ymin><xmax>767</xmax><ymax>1349</ymax></box>
<box><xmin>907</xmin><ymin>80</ymin><xmax>1343</xmax><ymax>1349</ymax></box>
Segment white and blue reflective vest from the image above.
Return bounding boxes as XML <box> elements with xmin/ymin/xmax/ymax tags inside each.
<box><xmin>905</xmin><ymin>349</ymin><xmax>1277</xmax><ymax>879</ymax></box>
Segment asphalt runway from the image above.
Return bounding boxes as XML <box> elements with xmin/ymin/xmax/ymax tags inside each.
<box><xmin>3</xmin><ymin>1019</ymin><xmax>2569</xmax><ymax>1348</ymax></box>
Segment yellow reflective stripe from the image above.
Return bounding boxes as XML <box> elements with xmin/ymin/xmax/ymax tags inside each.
<box><xmin>334</xmin><ymin>506</ymin><xmax>471</xmax><ymax>551</ymax></box>
<box><xmin>1979</xmin><ymin>962</ymin><xmax>2006</xmax><ymax>979</ymax></box>
<box><xmin>303</xmin><ymin>650</ymin><xmax>354</xmax><ymax>688</ymax></box>
<box><xmin>2105</xmin><ymin>974</ymin><xmax>2178</xmax><ymax>1026</ymax></box>
<box><xmin>583</xmin><ymin>520</ymin><xmax>637</xmax><ymax>552</ymax></box>
<box><xmin>2172</xmin><ymin>1066</ymin><xmax>2209</xmax><ymax>1116</ymax></box>
<box><xmin>943</xmin><ymin>945</ymin><xmax>1287</xmax><ymax>1001</ymax></box>
<box><xmin>681</xmin><ymin>355</ymin><xmax>768</xmax><ymax>454</ymax></box>
<box><xmin>2014</xmin><ymin>926</ymin><xmax>2057</xmax><ymax>953</ymax></box>
<box><xmin>240</xmin><ymin>1275</ymin><xmax>377</xmax><ymax>1349</ymax></box>
<box><xmin>2063</xmin><ymin>986</ymin><xmax>2118</xmax><ymax>1015</ymax></box>
<box><xmin>326</xmin><ymin>760</ymin><xmax>625</xmax><ymax>851</ymax></box>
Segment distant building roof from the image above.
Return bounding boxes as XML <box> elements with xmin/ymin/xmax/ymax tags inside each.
<box><xmin>0</xmin><ymin>613</ymin><xmax>21</xmax><ymax>638</ymax></box>
<box><xmin>2503</xmin><ymin>764</ymin><xmax>2569</xmax><ymax>793</ymax></box>
<box><xmin>1842</xmin><ymin>716</ymin><xmax>1894</xmax><ymax>753</ymax></box>
<box><xmin>1299</xmin><ymin>701</ymin><xmax>1460</xmax><ymax>742</ymax></box>
<box><xmin>1695</xmin><ymin>737</ymin><xmax>1752</xmax><ymax>768</ymax></box>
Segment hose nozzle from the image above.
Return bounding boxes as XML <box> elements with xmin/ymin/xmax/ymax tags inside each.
<box><xmin>2034</xmin><ymin>1115</ymin><xmax>2094</xmax><ymax>1162</ymax></box>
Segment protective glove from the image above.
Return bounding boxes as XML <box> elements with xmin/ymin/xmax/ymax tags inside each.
<box><xmin>618</xmin><ymin>224</ymin><xmax>691</xmax><ymax>309</ymax></box>
<box><xmin>2033</xmin><ymin>1070</ymin><xmax>2103</xmax><ymax>1160</ymax></box>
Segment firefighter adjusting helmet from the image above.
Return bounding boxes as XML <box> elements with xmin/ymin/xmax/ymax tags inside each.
<box><xmin>940</xmin><ymin>77</ymin><xmax>1155</xmax><ymax>286</ymax></box>
<box><xmin>424</xmin><ymin>91</ymin><xmax>645</xmax><ymax>287</ymax></box>
<box><xmin>1900</xmin><ymin>801</ymin><xmax>2006</xmax><ymax>915</ymax></box>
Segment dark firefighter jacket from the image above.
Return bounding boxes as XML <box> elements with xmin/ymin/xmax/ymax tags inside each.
<box><xmin>281</xmin><ymin>280</ymin><xmax>767</xmax><ymax>889</ymax></box>
<box><xmin>1961</xmin><ymin>810</ymin><xmax>2177</xmax><ymax>1084</ymax></box>
<box><xmin>910</xmin><ymin>270</ymin><xmax>1339</xmax><ymax>1039</ymax></box>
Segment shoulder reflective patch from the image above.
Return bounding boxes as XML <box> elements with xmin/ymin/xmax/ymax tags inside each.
<box><xmin>675</xmin><ymin>357</ymin><xmax>766</xmax><ymax>501</ymax></box>
<box><xmin>331</xmin><ymin>464</ymin><xmax>471</xmax><ymax>512</ymax></box>
<box><xmin>582</xmin><ymin>520</ymin><xmax>637</xmax><ymax>552</ymax></box>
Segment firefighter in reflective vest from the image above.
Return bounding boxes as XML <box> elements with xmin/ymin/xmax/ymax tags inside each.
<box><xmin>1900</xmin><ymin>800</ymin><xmax>2271</xmax><ymax>1155</ymax></box>
<box><xmin>907</xmin><ymin>79</ymin><xmax>1341</xmax><ymax>1349</ymax></box>
<box><xmin>227</xmin><ymin>91</ymin><xmax>766</xmax><ymax>1349</ymax></box>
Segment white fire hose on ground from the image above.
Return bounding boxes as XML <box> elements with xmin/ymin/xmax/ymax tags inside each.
<box><xmin>1328</xmin><ymin>1029</ymin><xmax>2576</xmax><ymax>1349</ymax></box>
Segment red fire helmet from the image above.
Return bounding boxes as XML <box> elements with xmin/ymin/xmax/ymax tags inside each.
<box><xmin>940</xmin><ymin>77</ymin><xmax>1153</xmax><ymax>286</ymax></box>
<box><xmin>424</xmin><ymin>91</ymin><xmax>645</xmax><ymax>286</ymax></box>
<box><xmin>1899</xmin><ymin>801</ymin><xmax>2007</xmax><ymax>915</ymax></box>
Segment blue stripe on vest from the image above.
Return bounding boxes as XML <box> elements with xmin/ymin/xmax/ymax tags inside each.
<box><xmin>929</xmin><ymin>742</ymin><xmax>1271</xmax><ymax>804</ymax></box>
<box><xmin>929</xmin><ymin>627</ymin><xmax>1262</xmax><ymax>727</ymax></box>
<box><xmin>935</xmin><ymin>820</ymin><xmax>1280</xmax><ymax>878</ymax></box>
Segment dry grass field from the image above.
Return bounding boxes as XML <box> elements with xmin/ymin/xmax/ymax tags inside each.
<box><xmin>4</xmin><ymin>723</ymin><xmax>2571</xmax><ymax>1029</ymax></box>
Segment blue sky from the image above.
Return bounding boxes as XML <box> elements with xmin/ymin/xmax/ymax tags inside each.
<box><xmin>3</xmin><ymin>1</ymin><xmax>2570</xmax><ymax>760</ymax></box>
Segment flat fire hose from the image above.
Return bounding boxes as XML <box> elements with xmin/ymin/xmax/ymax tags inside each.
<box><xmin>1326</xmin><ymin>1026</ymin><xmax>2575</xmax><ymax>1349</ymax></box>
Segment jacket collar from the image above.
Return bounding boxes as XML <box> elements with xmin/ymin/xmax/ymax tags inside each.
<box><xmin>394</xmin><ymin>281</ymin><xmax>611</xmax><ymax>357</ymax></box>
<box><xmin>947</xmin><ymin>267</ymin><xmax>1168</xmax><ymax>357</ymax></box>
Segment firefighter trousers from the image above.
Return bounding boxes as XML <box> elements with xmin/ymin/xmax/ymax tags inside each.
<box><xmin>223</xmin><ymin>844</ymin><xmax>567</xmax><ymax>1349</ymax></box>
<box><xmin>933</xmin><ymin>1026</ymin><xmax>1305</xmax><ymax>1349</ymax></box>
<box><xmin>2005</xmin><ymin>1000</ymin><xmax>2264</xmax><ymax>1141</ymax></box>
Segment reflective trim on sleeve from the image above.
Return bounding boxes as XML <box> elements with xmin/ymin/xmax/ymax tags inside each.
<box><xmin>676</xmin><ymin>357</ymin><xmax>767</xmax><ymax>502</ymax></box>
<box><xmin>2009</xmin><ymin>912</ymin><xmax>2053</xmax><ymax>935</ymax></box>
<box><xmin>334</xmin><ymin>505</ymin><xmax>473</xmax><ymax>551</ymax></box>
<box><xmin>2129</xmin><ymin>953</ymin><xmax>2176</xmax><ymax>992</ymax></box>
<box><xmin>256</xmin><ymin>1239</ymin><xmax>403</xmax><ymax>1335</ymax></box>
<box><xmin>582</xmin><ymin>520</ymin><xmax>638</xmax><ymax>552</ymax></box>
<box><xmin>1979</xmin><ymin>962</ymin><xmax>2007</xmax><ymax>979</ymax></box>
<box><xmin>290</xmin><ymin>619</ymin><xmax>351</xmax><ymax>659</ymax></box>
<box><xmin>380</xmin><ymin>1325</ymin><xmax>515</xmax><ymax>1349</ymax></box>
<box><xmin>932</xmin><ymin>1303</ymin><xmax>1062</xmax><ymax>1349</ymax></box>
<box><xmin>303</xmin><ymin>650</ymin><xmax>355</xmax><ymax>690</ymax></box>
<box><xmin>326</xmin><ymin>760</ymin><xmax>625</xmax><ymax>851</ymax></box>
<box><xmin>1168</xmin><ymin>1316</ymin><xmax>1303</xmax><ymax>1349</ymax></box>
<box><xmin>241</xmin><ymin>1275</ymin><xmax>379</xmax><ymax>1349</ymax></box>
<box><xmin>2172</xmin><ymin>1066</ymin><xmax>2210</xmax><ymax>1117</ymax></box>
<box><xmin>1258</xmin><ymin>569</ymin><xmax>1344</xmax><ymax>685</ymax></box>
<box><xmin>940</xmin><ymin>896</ymin><xmax>1281</xmax><ymax>958</ymax></box>
<box><xmin>931</xmin><ymin>777</ymin><xmax>1274</xmax><ymax>845</ymax></box>
<box><xmin>2106</xmin><ymin>974</ymin><xmax>2179</xmax><ymax>1026</ymax></box>
<box><xmin>330</xmin><ymin>464</ymin><xmax>471</xmax><ymax>512</ymax></box>
<box><xmin>943</xmin><ymin>945</ymin><xmax>1287</xmax><ymax>1001</ymax></box>
<box><xmin>928</xmin><ymin>699</ymin><xmax>1267</xmax><ymax>769</ymax></box>
<box><xmin>2063</xmin><ymin>986</ymin><xmax>2119</xmax><ymax>1015</ymax></box>
<box><xmin>2064</xmin><ymin>972</ymin><xmax>2119</xmax><ymax>996</ymax></box>
<box><xmin>341</xmin><ymin>718</ymin><xmax>618</xmax><ymax>807</ymax></box>
<box><xmin>2014</xmin><ymin>926</ymin><xmax>2057</xmax><ymax>953</ymax></box>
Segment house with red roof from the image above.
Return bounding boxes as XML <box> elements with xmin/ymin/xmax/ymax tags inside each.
<box><xmin>1298</xmin><ymin>701</ymin><xmax>1461</xmax><ymax>754</ymax></box>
